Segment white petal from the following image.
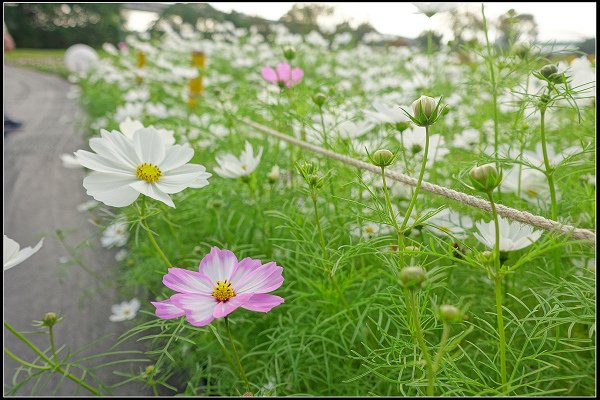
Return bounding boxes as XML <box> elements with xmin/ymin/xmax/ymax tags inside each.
<box><xmin>4</xmin><ymin>237</ymin><xmax>44</xmax><ymax>271</ymax></box>
<box><xmin>129</xmin><ymin>181</ymin><xmax>175</xmax><ymax>208</ymax></box>
<box><xmin>75</xmin><ymin>150</ymin><xmax>133</xmax><ymax>174</ymax></box>
<box><xmin>133</xmin><ymin>128</ymin><xmax>166</xmax><ymax>165</ymax></box>
<box><xmin>160</xmin><ymin>144</ymin><xmax>194</xmax><ymax>172</ymax></box>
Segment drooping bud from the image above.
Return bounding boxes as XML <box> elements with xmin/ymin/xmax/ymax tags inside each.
<box><xmin>371</xmin><ymin>149</ymin><xmax>395</xmax><ymax>167</ymax></box>
<box><xmin>399</xmin><ymin>266</ymin><xmax>426</xmax><ymax>289</ymax></box>
<box><xmin>469</xmin><ymin>163</ymin><xmax>502</xmax><ymax>193</ymax></box>
<box><xmin>312</xmin><ymin>92</ymin><xmax>327</xmax><ymax>107</ymax></box>
<box><xmin>283</xmin><ymin>45</ymin><xmax>296</xmax><ymax>61</ymax></box>
<box><xmin>439</xmin><ymin>304</ymin><xmax>464</xmax><ymax>324</ymax></box>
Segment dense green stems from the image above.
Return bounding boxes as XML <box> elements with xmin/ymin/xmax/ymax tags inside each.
<box><xmin>539</xmin><ymin>109</ymin><xmax>558</xmax><ymax>219</ymax></box>
<box><xmin>140</xmin><ymin>196</ymin><xmax>172</xmax><ymax>269</ymax></box>
<box><xmin>4</xmin><ymin>321</ymin><xmax>102</xmax><ymax>396</ymax></box>
<box><xmin>245</xmin><ymin>177</ymin><xmax>269</xmax><ymax>254</ymax></box>
<box><xmin>408</xmin><ymin>290</ymin><xmax>434</xmax><ymax>396</ymax></box>
<box><xmin>318</xmin><ymin>107</ymin><xmax>340</xmax><ymax>217</ymax></box>
<box><xmin>400</xmin><ymin>125</ymin><xmax>430</xmax><ymax>232</ymax></box>
<box><xmin>225</xmin><ymin>318</ymin><xmax>250</xmax><ymax>392</ymax></box>
<box><xmin>310</xmin><ymin>190</ymin><xmax>329</xmax><ymax>263</ymax></box>
<box><xmin>380</xmin><ymin>166</ymin><xmax>403</xmax><ymax>266</ymax></box>
<box><xmin>486</xmin><ymin>191</ymin><xmax>508</xmax><ymax>391</ymax></box>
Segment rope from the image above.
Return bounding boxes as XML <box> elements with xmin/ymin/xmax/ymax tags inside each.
<box><xmin>240</xmin><ymin>117</ymin><xmax>596</xmax><ymax>245</ymax></box>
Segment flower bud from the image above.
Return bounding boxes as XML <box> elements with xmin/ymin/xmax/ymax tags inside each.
<box><xmin>410</xmin><ymin>95</ymin><xmax>443</xmax><ymax>126</ymax></box>
<box><xmin>307</xmin><ymin>174</ymin><xmax>323</xmax><ymax>188</ymax></box>
<box><xmin>439</xmin><ymin>304</ymin><xmax>464</xmax><ymax>324</ymax></box>
<box><xmin>283</xmin><ymin>46</ymin><xmax>296</xmax><ymax>61</ymax></box>
<box><xmin>404</xmin><ymin>245</ymin><xmax>420</xmax><ymax>254</ymax></box>
<box><xmin>469</xmin><ymin>163</ymin><xmax>502</xmax><ymax>193</ymax></box>
<box><xmin>267</xmin><ymin>165</ymin><xmax>280</xmax><ymax>183</ymax></box>
<box><xmin>43</xmin><ymin>312</ymin><xmax>59</xmax><ymax>327</ymax></box>
<box><xmin>371</xmin><ymin>149</ymin><xmax>395</xmax><ymax>167</ymax></box>
<box><xmin>399</xmin><ymin>266</ymin><xmax>426</xmax><ymax>289</ymax></box>
<box><xmin>145</xmin><ymin>365</ymin><xmax>156</xmax><ymax>376</ymax></box>
<box><xmin>312</xmin><ymin>92</ymin><xmax>327</xmax><ymax>107</ymax></box>
<box><xmin>540</xmin><ymin>64</ymin><xmax>558</xmax><ymax>79</ymax></box>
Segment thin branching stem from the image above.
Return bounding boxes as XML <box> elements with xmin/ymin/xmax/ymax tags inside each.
<box><xmin>140</xmin><ymin>196</ymin><xmax>172</xmax><ymax>269</ymax></box>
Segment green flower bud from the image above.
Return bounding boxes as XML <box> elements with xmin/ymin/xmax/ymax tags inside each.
<box><xmin>39</xmin><ymin>312</ymin><xmax>62</xmax><ymax>328</ymax></box>
<box><xmin>469</xmin><ymin>163</ymin><xmax>502</xmax><ymax>193</ymax></box>
<box><xmin>399</xmin><ymin>266</ymin><xmax>426</xmax><ymax>289</ymax></box>
<box><xmin>407</xmin><ymin>95</ymin><xmax>445</xmax><ymax>127</ymax></box>
<box><xmin>312</xmin><ymin>92</ymin><xmax>327</xmax><ymax>107</ymax></box>
<box><xmin>283</xmin><ymin>45</ymin><xmax>296</xmax><ymax>61</ymax></box>
<box><xmin>395</xmin><ymin>121</ymin><xmax>411</xmax><ymax>133</ymax></box>
<box><xmin>145</xmin><ymin>365</ymin><xmax>155</xmax><ymax>376</ymax></box>
<box><xmin>371</xmin><ymin>149</ymin><xmax>395</xmax><ymax>167</ymax></box>
<box><xmin>478</xmin><ymin>250</ymin><xmax>493</xmax><ymax>265</ymax></box>
<box><xmin>540</xmin><ymin>64</ymin><xmax>558</xmax><ymax>79</ymax></box>
<box><xmin>307</xmin><ymin>174</ymin><xmax>324</xmax><ymax>188</ymax></box>
<box><xmin>439</xmin><ymin>304</ymin><xmax>464</xmax><ymax>324</ymax></box>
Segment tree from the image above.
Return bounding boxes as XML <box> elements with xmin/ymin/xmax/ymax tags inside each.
<box><xmin>496</xmin><ymin>9</ymin><xmax>538</xmax><ymax>49</ymax></box>
<box><xmin>279</xmin><ymin>4</ymin><xmax>335</xmax><ymax>35</ymax></box>
<box><xmin>4</xmin><ymin>3</ymin><xmax>124</xmax><ymax>48</ymax></box>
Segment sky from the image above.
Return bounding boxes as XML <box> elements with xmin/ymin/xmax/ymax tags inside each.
<box><xmin>127</xmin><ymin>2</ymin><xmax>596</xmax><ymax>42</ymax></box>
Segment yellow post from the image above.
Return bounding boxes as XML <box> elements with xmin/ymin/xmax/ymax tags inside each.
<box><xmin>136</xmin><ymin>50</ymin><xmax>146</xmax><ymax>84</ymax></box>
<box><xmin>188</xmin><ymin>51</ymin><xmax>205</xmax><ymax>108</ymax></box>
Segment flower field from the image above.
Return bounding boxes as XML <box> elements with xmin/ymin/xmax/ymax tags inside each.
<box><xmin>4</xmin><ymin>7</ymin><xmax>596</xmax><ymax>397</ymax></box>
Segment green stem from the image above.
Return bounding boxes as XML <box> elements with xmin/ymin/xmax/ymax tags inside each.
<box><xmin>400</xmin><ymin>125</ymin><xmax>430</xmax><ymax>233</ymax></box>
<box><xmin>4</xmin><ymin>347</ymin><xmax>51</xmax><ymax>370</ymax></box>
<box><xmin>539</xmin><ymin>109</ymin><xmax>558</xmax><ymax>219</ymax></box>
<box><xmin>225</xmin><ymin>318</ymin><xmax>250</xmax><ymax>392</ymax></box>
<box><xmin>310</xmin><ymin>190</ymin><xmax>329</xmax><ymax>264</ymax></box>
<box><xmin>150</xmin><ymin>381</ymin><xmax>159</xmax><ymax>396</ymax></box>
<box><xmin>140</xmin><ymin>196</ymin><xmax>172</xmax><ymax>269</ymax></box>
<box><xmin>48</xmin><ymin>326</ymin><xmax>58</xmax><ymax>364</ymax></box>
<box><xmin>433</xmin><ymin>323</ymin><xmax>450</xmax><ymax>373</ymax></box>
<box><xmin>4</xmin><ymin>321</ymin><xmax>102</xmax><ymax>396</ymax></box>
<box><xmin>408</xmin><ymin>290</ymin><xmax>434</xmax><ymax>396</ymax></box>
<box><xmin>380</xmin><ymin>166</ymin><xmax>403</xmax><ymax>266</ymax></box>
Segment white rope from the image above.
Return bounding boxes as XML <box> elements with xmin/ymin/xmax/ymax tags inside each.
<box><xmin>240</xmin><ymin>117</ymin><xmax>596</xmax><ymax>245</ymax></box>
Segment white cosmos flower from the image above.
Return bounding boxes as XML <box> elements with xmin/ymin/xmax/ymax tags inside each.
<box><xmin>76</xmin><ymin>200</ymin><xmax>99</xmax><ymax>212</ymax></box>
<box><xmin>398</xmin><ymin>126</ymin><xmax>449</xmax><ymax>168</ymax></box>
<box><xmin>413</xmin><ymin>2</ymin><xmax>458</xmax><ymax>17</ymax></box>
<box><xmin>101</xmin><ymin>219</ymin><xmax>129</xmax><ymax>248</ymax></box>
<box><xmin>364</xmin><ymin>101</ymin><xmax>408</xmax><ymax>124</ymax></box>
<box><xmin>75</xmin><ymin>127</ymin><xmax>211</xmax><ymax>208</ymax></box>
<box><xmin>337</xmin><ymin>120</ymin><xmax>374</xmax><ymax>140</ymax></box>
<box><xmin>4</xmin><ymin>235</ymin><xmax>44</xmax><ymax>271</ymax></box>
<box><xmin>452</xmin><ymin>128</ymin><xmax>480</xmax><ymax>150</ymax></box>
<box><xmin>501</xmin><ymin>166</ymin><xmax>558</xmax><ymax>206</ymax></box>
<box><xmin>109</xmin><ymin>298</ymin><xmax>140</xmax><ymax>322</ymax></box>
<box><xmin>422</xmin><ymin>208</ymin><xmax>473</xmax><ymax>239</ymax></box>
<box><xmin>214</xmin><ymin>141</ymin><xmax>263</xmax><ymax>179</ymax></box>
<box><xmin>350</xmin><ymin>222</ymin><xmax>393</xmax><ymax>239</ymax></box>
<box><xmin>115</xmin><ymin>249</ymin><xmax>128</xmax><ymax>262</ymax></box>
<box><xmin>119</xmin><ymin>118</ymin><xmax>175</xmax><ymax>146</ymax></box>
<box><xmin>522</xmin><ymin>143</ymin><xmax>581</xmax><ymax>168</ymax></box>
<box><xmin>474</xmin><ymin>216</ymin><xmax>543</xmax><ymax>252</ymax></box>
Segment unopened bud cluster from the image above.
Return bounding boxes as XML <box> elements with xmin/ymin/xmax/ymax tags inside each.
<box><xmin>296</xmin><ymin>161</ymin><xmax>325</xmax><ymax>189</ymax></box>
<box><xmin>536</xmin><ymin>63</ymin><xmax>565</xmax><ymax>85</ymax></box>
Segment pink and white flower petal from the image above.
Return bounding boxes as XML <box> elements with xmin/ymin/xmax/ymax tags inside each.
<box><xmin>291</xmin><ymin>67</ymin><xmax>303</xmax><ymax>83</ymax></box>
<box><xmin>163</xmin><ymin>267</ymin><xmax>214</xmax><ymax>294</ymax></box>
<box><xmin>261</xmin><ymin>66</ymin><xmax>278</xmax><ymax>83</ymax></box>
<box><xmin>276</xmin><ymin>62</ymin><xmax>291</xmax><ymax>82</ymax></box>
<box><xmin>151</xmin><ymin>298</ymin><xmax>186</xmax><ymax>319</ymax></box>
<box><xmin>241</xmin><ymin>294</ymin><xmax>284</xmax><ymax>312</ymax></box>
<box><xmin>133</xmin><ymin>128</ymin><xmax>166</xmax><ymax>166</ymax></box>
<box><xmin>229</xmin><ymin>257</ymin><xmax>262</xmax><ymax>290</ymax></box>
<box><xmin>234</xmin><ymin>262</ymin><xmax>284</xmax><ymax>294</ymax></box>
<box><xmin>213</xmin><ymin>293</ymin><xmax>254</xmax><ymax>318</ymax></box>
<box><xmin>129</xmin><ymin>180</ymin><xmax>175</xmax><ymax>208</ymax></box>
<box><xmin>171</xmin><ymin>293</ymin><xmax>217</xmax><ymax>327</ymax></box>
<box><xmin>199</xmin><ymin>247</ymin><xmax>238</xmax><ymax>283</ymax></box>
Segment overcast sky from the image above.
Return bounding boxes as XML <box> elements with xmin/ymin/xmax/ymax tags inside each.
<box><xmin>207</xmin><ymin>2</ymin><xmax>596</xmax><ymax>41</ymax></box>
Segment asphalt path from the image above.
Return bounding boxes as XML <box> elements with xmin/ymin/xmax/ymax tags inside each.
<box><xmin>3</xmin><ymin>66</ymin><xmax>149</xmax><ymax>396</ymax></box>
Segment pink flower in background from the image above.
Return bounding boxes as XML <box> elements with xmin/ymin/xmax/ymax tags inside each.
<box><xmin>152</xmin><ymin>247</ymin><xmax>284</xmax><ymax>326</ymax></box>
<box><xmin>261</xmin><ymin>62</ymin><xmax>303</xmax><ymax>88</ymax></box>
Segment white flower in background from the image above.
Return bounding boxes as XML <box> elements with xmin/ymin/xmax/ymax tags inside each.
<box><xmin>109</xmin><ymin>298</ymin><xmax>141</xmax><ymax>322</ymax></box>
<box><xmin>124</xmin><ymin>88</ymin><xmax>150</xmax><ymax>103</ymax></box>
<box><xmin>452</xmin><ymin>128</ymin><xmax>480</xmax><ymax>150</ymax></box>
<box><xmin>398</xmin><ymin>126</ymin><xmax>449</xmax><ymax>168</ymax></box>
<box><xmin>214</xmin><ymin>142</ymin><xmax>263</xmax><ymax>179</ymax></box>
<box><xmin>102</xmin><ymin>42</ymin><xmax>118</xmax><ymax>55</ymax></box>
<box><xmin>501</xmin><ymin>166</ymin><xmax>558</xmax><ymax>205</ymax></box>
<box><xmin>4</xmin><ymin>235</ymin><xmax>44</xmax><ymax>271</ymax></box>
<box><xmin>350</xmin><ymin>222</ymin><xmax>393</xmax><ymax>239</ymax></box>
<box><xmin>64</xmin><ymin>44</ymin><xmax>99</xmax><ymax>74</ymax></box>
<box><xmin>115</xmin><ymin>249</ymin><xmax>128</xmax><ymax>262</ymax></box>
<box><xmin>145</xmin><ymin>103</ymin><xmax>169</xmax><ymax>119</ymax></box>
<box><xmin>76</xmin><ymin>200</ymin><xmax>99</xmax><ymax>212</ymax></box>
<box><xmin>421</xmin><ymin>208</ymin><xmax>473</xmax><ymax>239</ymax></box>
<box><xmin>60</xmin><ymin>153</ymin><xmax>82</xmax><ymax>169</ymax></box>
<box><xmin>523</xmin><ymin>143</ymin><xmax>581</xmax><ymax>168</ymax></box>
<box><xmin>364</xmin><ymin>101</ymin><xmax>408</xmax><ymax>124</ymax></box>
<box><xmin>413</xmin><ymin>2</ymin><xmax>458</xmax><ymax>17</ymax></box>
<box><xmin>101</xmin><ymin>219</ymin><xmax>129</xmax><ymax>248</ymax></box>
<box><xmin>474</xmin><ymin>216</ymin><xmax>543</xmax><ymax>252</ymax></box>
<box><xmin>115</xmin><ymin>102</ymin><xmax>144</xmax><ymax>122</ymax></box>
<box><xmin>75</xmin><ymin>127</ymin><xmax>211</xmax><ymax>208</ymax></box>
<box><xmin>337</xmin><ymin>120</ymin><xmax>374</xmax><ymax>140</ymax></box>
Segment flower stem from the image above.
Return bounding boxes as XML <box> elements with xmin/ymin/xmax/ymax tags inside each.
<box><xmin>408</xmin><ymin>290</ymin><xmax>434</xmax><ymax>396</ymax></box>
<box><xmin>4</xmin><ymin>321</ymin><xmax>102</xmax><ymax>396</ymax></box>
<box><xmin>310</xmin><ymin>190</ymin><xmax>329</xmax><ymax>264</ymax></box>
<box><xmin>140</xmin><ymin>196</ymin><xmax>172</xmax><ymax>269</ymax></box>
<box><xmin>539</xmin><ymin>108</ymin><xmax>558</xmax><ymax>220</ymax></box>
<box><xmin>4</xmin><ymin>347</ymin><xmax>51</xmax><ymax>370</ymax></box>
<box><xmin>433</xmin><ymin>323</ymin><xmax>450</xmax><ymax>373</ymax></box>
<box><xmin>380</xmin><ymin>166</ymin><xmax>403</xmax><ymax>267</ymax></box>
<box><xmin>48</xmin><ymin>325</ymin><xmax>58</xmax><ymax>364</ymax></box>
<box><xmin>224</xmin><ymin>317</ymin><xmax>250</xmax><ymax>392</ymax></box>
<box><xmin>399</xmin><ymin>125</ymin><xmax>430</xmax><ymax>238</ymax></box>
<box><xmin>486</xmin><ymin>191</ymin><xmax>508</xmax><ymax>391</ymax></box>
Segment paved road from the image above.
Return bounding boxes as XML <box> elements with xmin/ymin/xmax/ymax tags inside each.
<box><xmin>3</xmin><ymin>66</ymin><xmax>149</xmax><ymax>396</ymax></box>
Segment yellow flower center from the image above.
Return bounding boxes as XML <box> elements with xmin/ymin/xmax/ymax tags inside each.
<box><xmin>212</xmin><ymin>280</ymin><xmax>236</xmax><ymax>302</ymax></box>
<box><xmin>365</xmin><ymin>226</ymin><xmax>375</xmax><ymax>234</ymax></box>
<box><xmin>526</xmin><ymin>189</ymin><xmax>539</xmax><ymax>198</ymax></box>
<box><xmin>136</xmin><ymin>163</ymin><xmax>162</xmax><ymax>183</ymax></box>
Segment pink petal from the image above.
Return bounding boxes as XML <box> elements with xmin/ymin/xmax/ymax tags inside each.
<box><xmin>275</xmin><ymin>62</ymin><xmax>291</xmax><ymax>82</ymax></box>
<box><xmin>234</xmin><ymin>261</ymin><xmax>283</xmax><ymax>295</ymax></box>
<box><xmin>171</xmin><ymin>293</ymin><xmax>216</xmax><ymax>327</ymax></box>
<box><xmin>261</xmin><ymin>66</ymin><xmax>278</xmax><ymax>83</ymax></box>
<box><xmin>291</xmin><ymin>67</ymin><xmax>303</xmax><ymax>83</ymax></box>
<box><xmin>199</xmin><ymin>247</ymin><xmax>237</xmax><ymax>284</ymax></box>
<box><xmin>163</xmin><ymin>268</ymin><xmax>213</xmax><ymax>294</ymax></box>
<box><xmin>229</xmin><ymin>257</ymin><xmax>262</xmax><ymax>291</ymax></box>
<box><xmin>241</xmin><ymin>294</ymin><xmax>284</xmax><ymax>312</ymax></box>
<box><xmin>151</xmin><ymin>299</ymin><xmax>185</xmax><ymax>319</ymax></box>
<box><xmin>212</xmin><ymin>293</ymin><xmax>253</xmax><ymax>318</ymax></box>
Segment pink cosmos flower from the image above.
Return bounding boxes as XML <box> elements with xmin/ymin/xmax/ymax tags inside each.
<box><xmin>151</xmin><ymin>247</ymin><xmax>284</xmax><ymax>326</ymax></box>
<box><xmin>261</xmin><ymin>62</ymin><xmax>303</xmax><ymax>88</ymax></box>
